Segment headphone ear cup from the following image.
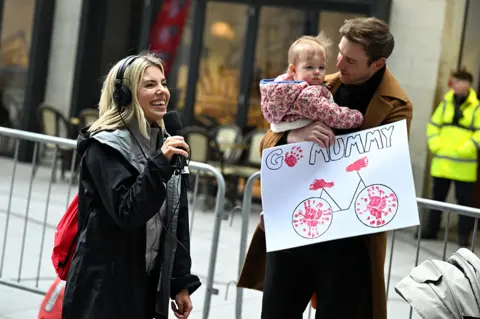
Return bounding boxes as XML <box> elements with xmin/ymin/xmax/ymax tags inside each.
<box><xmin>120</xmin><ymin>86</ymin><xmax>132</xmax><ymax>107</ymax></box>
<box><xmin>113</xmin><ymin>87</ymin><xmax>121</xmax><ymax>105</ymax></box>
<box><xmin>113</xmin><ymin>85</ymin><xmax>132</xmax><ymax>109</ymax></box>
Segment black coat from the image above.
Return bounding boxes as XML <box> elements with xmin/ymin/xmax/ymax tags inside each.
<box><xmin>62</xmin><ymin>126</ymin><xmax>201</xmax><ymax>319</ymax></box>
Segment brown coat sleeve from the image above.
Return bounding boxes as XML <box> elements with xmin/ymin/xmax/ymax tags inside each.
<box><xmin>259</xmin><ymin>131</ymin><xmax>285</xmax><ymax>153</ymax></box>
<box><xmin>366</xmin><ymin>98</ymin><xmax>413</xmax><ymax>319</ymax></box>
<box><xmin>384</xmin><ymin>99</ymin><xmax>413</xmax><ymax>135</ymax></box>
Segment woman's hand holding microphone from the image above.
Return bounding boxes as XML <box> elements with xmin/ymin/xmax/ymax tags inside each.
<box><xmin>161</xmin><ymin>136</ymin><xmax>190</xmax><ymax>161</ymax></box>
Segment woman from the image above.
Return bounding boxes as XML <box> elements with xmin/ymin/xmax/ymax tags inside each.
<box><xmin>62</xmin><ymin>52</ymin><xmax>201</xmax><ymax>319</ymax></box>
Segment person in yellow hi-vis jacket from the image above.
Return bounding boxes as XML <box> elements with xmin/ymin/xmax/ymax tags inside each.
<box><xmin>421</xmin><ymin>70</ymin><xmax>480</xmax><ymax>246</ymax></box>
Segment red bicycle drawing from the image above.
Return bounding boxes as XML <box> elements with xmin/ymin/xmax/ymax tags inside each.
<box><xmin>292</xmin><ymin>156</ymin><xmax>398</xmax><ymax>239</ymax></box>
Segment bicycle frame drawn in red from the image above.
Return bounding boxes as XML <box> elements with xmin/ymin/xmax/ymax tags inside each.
<box><xmin>292</xmin><ymin>156</ymin><xmax>398</xmax><ymax>239</ymax></box>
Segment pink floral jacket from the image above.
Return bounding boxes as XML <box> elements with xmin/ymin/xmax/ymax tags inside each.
<box><xmin>260</xmin><ymin>78</ymin><xmax>364</xmax><ymax>132</ymax></box>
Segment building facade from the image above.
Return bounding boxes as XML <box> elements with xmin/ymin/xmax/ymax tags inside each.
<box><xmin>0</xmin><ymin>0</ymin><xmax>477</xmax><ymax>197</ymax></box>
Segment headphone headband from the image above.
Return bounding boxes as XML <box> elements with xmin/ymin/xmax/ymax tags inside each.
<box><xmin>115</xmin><ymin>55</ymin><xmax>138</xmax><ymax>87</ymax></box>
<box><xmin>113</xmin><ymin>55</ymin><xmax>139</xmax><ymax>109</ymax></box>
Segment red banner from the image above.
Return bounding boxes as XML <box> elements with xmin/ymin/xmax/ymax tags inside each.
<box><xmin>149</xmin><ymin>0</ymin><xmax>191</xmax><ymax>76</ymax></box>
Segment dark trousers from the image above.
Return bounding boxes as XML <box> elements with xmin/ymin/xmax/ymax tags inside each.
<box><xmin>261</xmin><ymin>235</ymin><xmax>372</xmax><ymax>319</ymax></box>
<box><xmin>146</xmin><ymin>273</ymin><xmax>157</xmax><ymax>319</ymax></box>
<box><xmin>426</xmin><ymin>177</ymin><xmax>475</xmax><ymax>236</ymax></box>
<box><xmin>146</xmin><ymin>271</ymin><xmax>163</xmax><ymax>319</ymax></box>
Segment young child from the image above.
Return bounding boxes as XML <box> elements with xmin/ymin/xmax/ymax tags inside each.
<box><xmin>260</xmin><ymin>32</ymin><xmax>363</xmax><ymax>133</ymax></box>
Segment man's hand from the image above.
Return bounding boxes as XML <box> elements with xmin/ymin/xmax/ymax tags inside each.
<box><xmin>287</xmin><ymin>121</ymin><xmax>335</xmax><ymax>148</ymax></box>
<box><xmin>171</xmin><ymin>289</ymin><xmax>192</xmax><ymax>318</ymax></box>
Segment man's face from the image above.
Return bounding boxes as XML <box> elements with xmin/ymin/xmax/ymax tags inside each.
<box><xmin>451</xmin><ymin>77</ymin><xmax>471</xmax><ymax>96</ymax></box>
<box><xmin>336</xmin><ymin>37</ymin><xmax>385</xmax><ymax>85</ymax></box>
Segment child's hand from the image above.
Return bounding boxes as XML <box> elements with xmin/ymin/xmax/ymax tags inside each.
<box><xmin>259</xmin><ymin>212</ymin><xmax>265</xmax><ymax>231</ymax></box>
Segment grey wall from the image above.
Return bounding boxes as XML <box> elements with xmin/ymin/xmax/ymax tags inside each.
<box><xmin>44</xmin><ymin>0</ymin><xmax>83</xmax><ymax>116</ymax></box>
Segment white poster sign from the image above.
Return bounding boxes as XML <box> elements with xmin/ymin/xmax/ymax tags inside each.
<box><xmin>261</xmin><ymin>120</ymin><xmax>419</xmax><ymax>252</ymax></box>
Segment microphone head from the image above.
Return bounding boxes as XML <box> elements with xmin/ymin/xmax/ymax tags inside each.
<box><xmin>163</xmin><ymin>111</ymin><xmax>183</xmax><ymax>136</ymax></box>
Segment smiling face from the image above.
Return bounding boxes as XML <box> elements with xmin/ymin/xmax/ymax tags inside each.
<box><xmin>137</xmin><ymin>66</ymin><xmax>170</xmax><ymax>122</ymax></box>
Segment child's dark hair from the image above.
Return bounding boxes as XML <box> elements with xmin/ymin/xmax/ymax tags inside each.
<box><xmin>452</xmin><ymin>68</ymin><xmax>473</xmax><ymax>83</ymax></box>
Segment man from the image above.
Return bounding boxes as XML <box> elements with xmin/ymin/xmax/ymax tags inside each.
<box><xmin>237</xmin><ymin>17</ymin><xmax>413</xmax><ymax>319</ymax></box>
<box><xmin>421</xmin><ymin>70</ymin><xmax>480</xmax><ymax>246</ymax></box>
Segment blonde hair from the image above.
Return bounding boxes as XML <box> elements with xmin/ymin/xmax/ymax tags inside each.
<box><xmin>288</xmin><ymin>31</ymin><xmax>332</xmax><ymax>65</ymax></box>
<box><xmin>88</xmin><ymin>52</ymin><xmax>165</xmax><ymax>138</ymax></box>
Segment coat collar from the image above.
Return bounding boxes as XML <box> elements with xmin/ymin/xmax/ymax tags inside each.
<box><xmin>444</xmin><ymin>88</ymin><xmax>479</xmax><ymax>107</ymax></box>
<box><xmin>324</xmin><ymin>67</ymin><xmax>409</xmax><ymax>129</ymax></box>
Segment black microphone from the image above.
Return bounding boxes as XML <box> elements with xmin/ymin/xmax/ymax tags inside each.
<box><xmin>163</xmin><ymin>111</ymin><xmax>187</xmax><ymax>174</ymax></box>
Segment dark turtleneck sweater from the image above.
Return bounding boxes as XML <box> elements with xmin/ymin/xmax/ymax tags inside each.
<box><xmin>333</xmin><ymin>65</ymin><xmax>386</xmax><ymax>135</ymax></box>
<box><xmin>452</xmin><ymin>94</ymin><xmax>467</xmax><ymax>125</ymax></box>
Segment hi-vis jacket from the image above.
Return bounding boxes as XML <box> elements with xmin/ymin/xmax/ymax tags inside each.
<box><xmin>427</xmin><ymin>88</ymin><xmax>480</xmax><ymax>182</ymax></box>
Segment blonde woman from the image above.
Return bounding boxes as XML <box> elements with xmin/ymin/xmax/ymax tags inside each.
<box><xmin>62</xmin><ymin>52</ymin><xmax>200</xmax><ymax>319</ymax></box>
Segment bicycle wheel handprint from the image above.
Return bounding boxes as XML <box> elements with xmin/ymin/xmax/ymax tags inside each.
<box><xmin>355</xmin><ymin>184</ymin><xmax>398</xmax><ymax>228</ymax></box>
<box><xmin>292</xmin><ymin>198</ymin><xmax>332</xmax><ymax>239</ymax></box>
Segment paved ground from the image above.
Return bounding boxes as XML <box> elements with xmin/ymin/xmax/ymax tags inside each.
<box><xmin>0</xmin><ymin>156</ymin><xmax>473</xmax><ymax>319</ymax></box>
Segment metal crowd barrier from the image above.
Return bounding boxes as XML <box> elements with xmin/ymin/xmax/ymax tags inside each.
<box><xmin>236</xmin><ymin>171</ymin><xmax>480</xmax><ymax>319</ymax></box>
<box><xmin>0</xmin><ymin>126</ymin><xmax>226</xmax><ymax>319</ymax></box>
<box><xmin>0</xmin><ymin>127</ymin><xmax>78</xmax><ymax>297</ymax></box>
<box><xmin>191</xmin><ymin>161</ymin><xmax>226</xmax><ymax>319</ymax></box>
<box><xmin>236</xmin><ymin>171</ymin><xmax>260</xmax><ymax>319</ymax></box>
<box><xmin>387</xmin><ymin>198</ymin><xmax>480</xmax><ymax>319</ymax></box>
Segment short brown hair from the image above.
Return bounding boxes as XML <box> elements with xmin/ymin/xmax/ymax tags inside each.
<box><xmin>339</xmin><ymin>17</ymin><xmax>394</xmax><ymax>64</ymax></box>
<box><xmin>288</xmin><ymin>32</ymin><xmax>332</xmax><ymax>65</ymax></box>
<box><xmin>452</xmin><ymin>68</ymin><xmax>473</xmax><ymax>83</ymax></box>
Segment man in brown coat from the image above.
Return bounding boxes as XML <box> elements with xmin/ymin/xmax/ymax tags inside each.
<box><xmin>237</xmin><ymin>17</ymin><xmax>413</xmax><ymax>319</ymax></box>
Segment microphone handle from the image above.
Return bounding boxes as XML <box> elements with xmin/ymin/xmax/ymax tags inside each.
<box><xmin>171</xmin><ymin>153</ymin><xmax>187</xmax><ymax>171</ymax></box>
<box><xmin>168</xmin><ymin>133</ymin><xmax>187</xmax><ymax>172</ymax></box>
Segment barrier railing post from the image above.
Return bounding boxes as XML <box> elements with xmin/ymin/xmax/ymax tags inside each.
<box><xmin>18</xmin><ymin>142</ymin><xmax>39</xmax><ymax>282</ymax></box>
<box><xmin>442</xmin><ymin>212</ymin><xmax>452</xmax><ymax>261</ymax></box>
<box><xmin>236</xmin><ymin>171</ymin><xmax>260</xmax><ymax>319</ymax></box>
<box><xmin>189</xmin><ymin>162</ymin><xmax>226</xmax><ymax>319</ymax></box>
<box><xmin>472</xmin><ymin>218</ymin><xmax>479</xmax><ymax>252</ymax></box>
<box><xmin>408</xmin><ymin>215</ymin><xmax>423</xmax><ymax>319</ymax></box>
<box><xmin>36</xmin><ymin>148</ymin><xmax>59</xmax><ymax>288</ymax></box>
<box><xmin>385</xmin><ymin>230</ymin><xmax>395</xmax><ymax>300</ymax></box>
<box><xmin>189</xmin><ymin>174</ymin><xmax>200</xmax><ymax>235</ymax></box>
<box><xmin>0</xmin><ymin>139</ymin><xmax>19</xmax><ymax>277</ymax></box>
<box><xmin>65</xmin><ymin>150</ymin><xmax>77</xmax><ymax>210</ymax></box>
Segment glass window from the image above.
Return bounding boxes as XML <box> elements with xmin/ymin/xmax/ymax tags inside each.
<box><xmin>192</xmin><ymin>2</ymin><xmax>249</xmax><ymax>125</ymax></box>
<box><xmin>0</xmin><ymin>0</ymin><xmax>35</xmax><ymax>130</ymax></box>
<box><xmin>247</xmin><ymin>7</ymin><xmax>305</xmax><ymax>130</ymax></box>
<box><xmin>170</xmin><ymin>4</ymin><xmax>193</xmax><ymax>112</ymax></box>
